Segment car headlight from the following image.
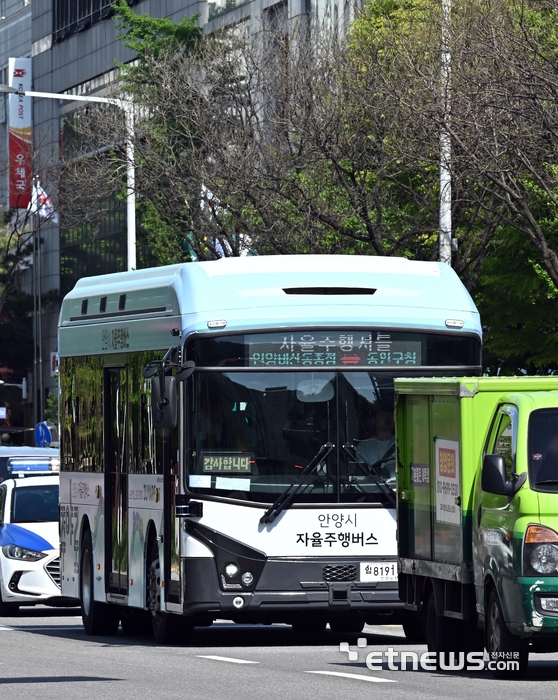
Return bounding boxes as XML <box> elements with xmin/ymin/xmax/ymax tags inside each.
<box><xmin>2</xmin><ymin>545</ymin><xmax>46</xmax><ymax>562</ymax></box>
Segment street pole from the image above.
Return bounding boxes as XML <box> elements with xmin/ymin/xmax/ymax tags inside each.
<box><xmin>1</xmin><ymin>84</ymin><xmax>136</xmax><ymax>423</ymax></box>
<box><xmin>439</xmin><ymin>0</ymin><xmax>452</xmax><ymax>265</ymax></box>
<box><xmin>0</xmin><ymin>379</ymin><xmax>28</xmax><ymax>400</ymax></box>
<box><xmin>0</xmin><ymin>85</ymin><xmax>136</xmax><ymax>270</ymax></box>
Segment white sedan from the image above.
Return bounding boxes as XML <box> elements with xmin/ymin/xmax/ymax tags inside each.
<box><xmin>0</xmin><ymin>468</ymin><xmax>76</xmax><ymax>613</ymax></box>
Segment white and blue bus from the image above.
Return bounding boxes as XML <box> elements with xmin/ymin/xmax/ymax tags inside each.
<box><xmin>58</xmin><ymin>255</ymin><xmax>481</xmax><ymax>643</ymax></box>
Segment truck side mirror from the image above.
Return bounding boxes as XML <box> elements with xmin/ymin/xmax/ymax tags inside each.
<box><xmin>152</xmin><ymin>375</ymin><xmax>177</xmax><ymax>430</ymax></box>
<box><xmin>482</xmin><ymin>454</ymin><xmax>508</xmax><ymax>495</ymax></box>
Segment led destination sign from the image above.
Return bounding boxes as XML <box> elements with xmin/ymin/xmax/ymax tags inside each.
<box><xmin>247</xmin><ymin>332</ymin><xmax>421</xmax><ymax>367</ymax></box>
<box><xmin>201</xmin><ymin>452</ymin><xmax>254</xmax><ymax>474</ymax></box>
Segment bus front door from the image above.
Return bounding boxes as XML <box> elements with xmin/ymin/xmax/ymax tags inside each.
<box><xmin>104</xmin><ymin>365</ymin><xmax>129</xmax><ymax>596</ymax></box>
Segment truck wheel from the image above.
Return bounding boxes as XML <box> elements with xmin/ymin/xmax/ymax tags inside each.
<box><xmin>147</xmin><ymin>538</ymin><xmax>193</xmax><ymax>645</ymax></box>
<box><xmin>80</xmin><ymin>529</ymin><xmax>119</xmax><ymax>636</ymax></box>
<box><xmin>485</xmin><ymin>589</ymin><xmax>528</xmax><ymax>678</ymax></box>
<box><xmin>426</xmin><ymin>591</ymin><xmax>462</xmax><ymax>669</ymax></box>
<box><xmin>401</xmin><ymin>612</ymin><xmax>425</xmax><ymax>643</ymax></box>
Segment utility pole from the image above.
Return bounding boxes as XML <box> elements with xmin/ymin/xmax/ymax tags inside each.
<box><xmin>439</xmin><ymin>0</ymin><xmax>452</xmax><ymax>265</ymax></box>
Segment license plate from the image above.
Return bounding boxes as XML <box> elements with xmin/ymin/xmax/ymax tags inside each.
<box><xmin>360</xmin><ymin>562</ymin><xmax>397</xmax><ymax>582</ymax></box>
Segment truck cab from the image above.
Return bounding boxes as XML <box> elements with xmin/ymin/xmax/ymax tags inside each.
<box><xmin>396</xmin><ymin>377</ymin><xmax>558</xmax><ymax>678</ymax></box>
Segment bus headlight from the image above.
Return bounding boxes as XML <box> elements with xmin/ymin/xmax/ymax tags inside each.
<box><xmin>2</xmin><ymin>545</ymin><xmax>46</xmax><ymax>561</ymax></box>
<box><xmin>225</xmin><ymin>563</ymin><xmax>239</xmax><ymax>578</ymax></box>
<box><xmin>530</xmin><ymin>544</ymin><xmax>558</xmax><ymax>574</ymax></box>
<box><xmin>241</xmin><ymin>571</ymin><xmax>254</xmax><ymax>586</ymax></box>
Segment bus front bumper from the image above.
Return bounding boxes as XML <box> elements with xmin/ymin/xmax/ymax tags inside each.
<box><xmin>182</xmin><ymin>557</ymin><xmax>403</xmax><ymax>621</ymax></box>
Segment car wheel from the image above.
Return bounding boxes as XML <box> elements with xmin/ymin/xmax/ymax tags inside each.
<box><xmin>80</xmin><ymin>528</ymin><xmax>119</xmax><ymax>636</ymax></box>
<box><xmin>485</xmin><ymin>589</ymin><xmax>528</xmax><ymax>678</ymax></box>
<box><xmin>147</xmin><ymin>537</ymin><xmax>192</xmax><ymax>645</ymax></box>
<box><xmin>0</xmin><ymin>591</ymin><xmax>19</xmax><ymax>616</ymax></box>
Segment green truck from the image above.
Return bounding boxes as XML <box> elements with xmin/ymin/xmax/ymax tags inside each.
<box><xmin>396</xmin><ymin>376</ymin><xmax>558</xmax><ymax>677</ymax></box>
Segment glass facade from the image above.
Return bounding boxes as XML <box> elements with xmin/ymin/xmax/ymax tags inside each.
<box><xmin>53</xmin><ymin>0</ymin><xmax>140</xmax><ymax>43</ymax></box>
<box><xmin>60</xmin><ymin>209</ymin><xmax>127</xmax><ymax>297</ymax></box>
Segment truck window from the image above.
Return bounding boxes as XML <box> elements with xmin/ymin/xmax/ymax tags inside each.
<box><xmin>486</xmin><ymin>406</ymin><xmax>517</xmax><ymax>478</ymax></box>
<box><xmin>528</xmin><ymin>409</ymin><xmax>558</xmax><ymax>489</ymax></box>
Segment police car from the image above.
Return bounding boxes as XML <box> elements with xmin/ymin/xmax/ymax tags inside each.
<box><xmin>0</xmin><ymin>445</ymin><xmax>60</xmax><ymax>483</ymax></box>
<box><xmin>0</xmin><ymin>454</ymin><xmax>76</xmax><ymax>614</ymax></box>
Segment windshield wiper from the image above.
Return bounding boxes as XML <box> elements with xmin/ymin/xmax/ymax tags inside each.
<box><xmin>260</xmin><ymin>442</ymin><xmax>335</xmax><ymax>525</ymax></box>
<box><xmin>342</xmin><ymin>443</ymin><xmax>396</xmax><ymax>508</ymax></box>
<box><xmin>535</xmin><ymin>479</ymin><xmax>558</xmax><ymax>485</ymax></box>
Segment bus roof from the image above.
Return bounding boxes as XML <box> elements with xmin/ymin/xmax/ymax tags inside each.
<box><xmin>58</xmin><ymin>255</ymin><xmax>480</xmax><ymax>357</ymax></box>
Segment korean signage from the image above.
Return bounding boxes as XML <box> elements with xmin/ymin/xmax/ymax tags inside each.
<box><xmin>8</xmin><ymin>58</ymin><xmax>32</xmax><ymax>209</ymax></box>
<box><xmin>247</xmin><ymin>331</ymin><xmax>421</xmax><ymax>367</ymax></box>
<box><xmin>435</xmin><ymin>438</ymin><xmax>461</xmax><ymax>525</ymax></box>
<box><xmin>201</xmin><ymin>452</ymin><xmax>254</xmax><ymax>473</ymax></box>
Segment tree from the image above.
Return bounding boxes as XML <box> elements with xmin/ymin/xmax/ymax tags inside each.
<box><xmin>57</xmin><ymin>1</ymin><xmax>558</xmax><ymax>372</ymax></box>
<box><xmin>0</xmin><ymin>208</ymin><xmax>34</xmax><ymax>379</ymax></box>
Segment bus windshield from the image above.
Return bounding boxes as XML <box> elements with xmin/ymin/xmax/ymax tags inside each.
<box><xmin>186</xmin><ymin>329</ymin><xmax>480</xmax><ymax>504</ymax></box>
<box><xmin>187</xmin><ymin>370</ymin><xmax>403</xmax><ymax>504</ymax></box>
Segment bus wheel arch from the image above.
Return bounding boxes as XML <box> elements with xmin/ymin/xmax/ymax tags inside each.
<box><xmin>146</xmin><ymin>527</ymin><xmax>192</xmax><ymax>645</ymax></box>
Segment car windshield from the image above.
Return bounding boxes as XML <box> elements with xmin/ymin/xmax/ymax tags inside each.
<box><xmin>11</xmin><ymin>485</ymin><xmax>59</xmax><ymax>523</ymax></box>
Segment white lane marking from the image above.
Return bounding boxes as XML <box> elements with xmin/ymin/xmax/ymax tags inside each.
<box><xmin>197</xmin><ymin>655</ymin><xmax>259</xmax><ymax>664</ymax></box>
<box><xmin>0</xmin><ymin>626</ymin><xmax>80</xmax><ymax>631</ymax></box>
<box><xmin>306</xmin><ymin>671</ymin><xmax>397</xmax><ymax>683</ymax></box>
<box><xmin>4</xmin><ymin>625</ymin><xmax>83</xmax><ymax>632</ymax></box>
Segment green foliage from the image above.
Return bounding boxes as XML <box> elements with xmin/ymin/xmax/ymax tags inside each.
<box><xmin>112</xmin><ymin>1</ymin><xmax>206</xmax><ymax>262</ymax></box>
<box><xmin>44</xmin><ymin>382</ymin><xmax>59</xmax><ymax>426</ymax></box>
<box><xmin>0</xmin><ymin>213</ymin><xmax>34</xmax><ymax>383</ymax></box>
<box><xmin>476</xmin><ymin>231</ymin><xmax>558</xmax><ymax>374</ymax></box>
<box><xmin>0</xmin><ymin>286</ymin><xmax>33</xmax><ymax>380</ymax></box>
<box><xmin>114</xmin><ymin>0</ymin><xmax>201</xmax><ymax>69</ymax></box>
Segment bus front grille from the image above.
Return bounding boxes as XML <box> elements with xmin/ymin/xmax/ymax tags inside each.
<box><xmin>322</xmin><ymin>565</ymin><xmax>357</xmax><ymax>582</ymax></box>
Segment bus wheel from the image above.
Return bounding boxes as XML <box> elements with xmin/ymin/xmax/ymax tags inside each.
<box><xmin>147</xmin><ymin>538</ymin><xmax>192</xmax><ymax>645</ymax></box>
<box><xmin>120</xmin><ymin>608</ymin><xmax>151</xmax><ymax>636</ymax></box>
<box><xmin>485</xmin><ymin>589</ymin><xmax>528</xmax><ymax>678</ymax></box>
<box><xmin>80</xmin><ymin>529</ymin><xmax>119</xmax><ymax>636</ymax></box>
<box><xmin>329</xmin><ymin>618</ymin><xmax>365</xmax><ymax>634</ymax></box>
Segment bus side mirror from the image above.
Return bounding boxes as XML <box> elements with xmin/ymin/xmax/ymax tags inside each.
<box><xmin>152</xmin><ymin>375</ymin><xmax>177</xmax><ymax>430</ymax></box>
<box><xmin>175</xmin><ymin>360</ymin><xmax>195</xmax><ymax>382</ymax></box>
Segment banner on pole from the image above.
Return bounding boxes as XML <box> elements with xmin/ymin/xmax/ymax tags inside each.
<box><xmin>8</xmin><ymin>57</ymin><xmax>32</xmax><ymax>209</ymax></box>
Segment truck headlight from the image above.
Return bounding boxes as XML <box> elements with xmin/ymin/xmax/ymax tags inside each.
<box><xmin>530</xmin><ymin>544</ymin><xmax>558</xmax><ymax>574</ymax></box>
<box><xmin>2</xmin><ymin>545</ymin><xmax>46</xmax><ymax>562</ymax></box>
<box><xmin>523</xmin><ymin>525</ymin><xmax>558</xmax><ymax>575</ymax></box>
